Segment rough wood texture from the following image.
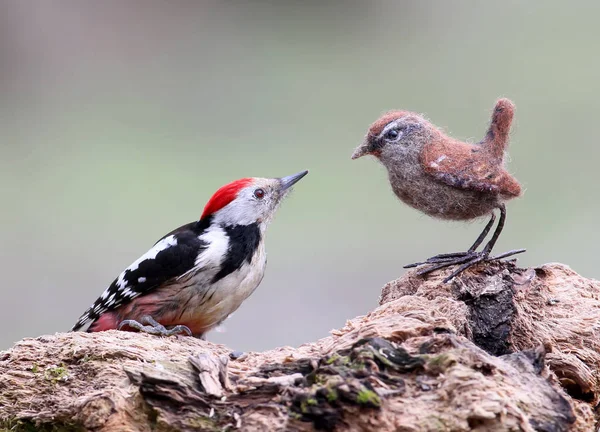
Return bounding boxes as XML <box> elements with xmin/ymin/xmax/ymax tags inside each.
<box><xmin>1</xmin><ymin>262</ymin><xmax>599</xmax><ymax>431</ymax></box>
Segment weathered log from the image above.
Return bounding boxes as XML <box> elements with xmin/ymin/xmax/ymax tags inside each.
<box><xmin>1</xmin><ymin>262</ymin><xmax>599</xmax><ymax>431</ymax></box>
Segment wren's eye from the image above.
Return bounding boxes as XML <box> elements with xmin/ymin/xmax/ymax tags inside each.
<box><xmin>385</xmin><ymin>129</ymin><xmax>400</xmax><ymax>140</ymax></box>
<box><xmin>253</xmin><ymin>188</ymin><xmax>265</xmax><ymax>199</ymax></box>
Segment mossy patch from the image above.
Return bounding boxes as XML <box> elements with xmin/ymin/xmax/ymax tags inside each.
<box><xmin>286</xmin><ymin>337</ymin><xmax>424</xmax><ymax>430</ymax></box>
<box><xmin>427</xmin><ymin>353</ymin><xmax>457</xmax><ymax>374</ymax></box>
<box><xmin>325</xmin><ymin>388</ymin><xmax>338</xmax><ymax>402</ymax></box>
<box><xmin>325</xmin><ymin>354</ymin><xmax>339</xmax><ymax>365</ymax></box>
<box><xmin>356</xmin><ymin>389</ymin><xmax>381</xmax><ymax>407</ymax></box>
<box><xmin>44</xmin><ymin>364</ymin><xmax>69</xmax><ymax>383</ymax></box>
<box><xmin>325</xmin><ymin>354</ymin><xmax>349</xmax><ymax>366</ymax></box>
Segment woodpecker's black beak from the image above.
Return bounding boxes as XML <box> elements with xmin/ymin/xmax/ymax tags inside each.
<box><xmin>280</xmin><ymin>170</ymin><xmax>309</xmax><ymax>191</ymax></box>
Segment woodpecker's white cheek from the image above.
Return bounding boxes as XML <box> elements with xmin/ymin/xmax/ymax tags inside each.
<box><xmin>213</xmin><ymin>197</ymin><xmax>260</xmax><ymax>226</ymax></box>
<box><xmin>195</xmin><ymin>226</ymin><xmax>229</xmax><ymax>269</ymax></box>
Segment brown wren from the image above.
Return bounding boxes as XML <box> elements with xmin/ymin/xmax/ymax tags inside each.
<box><xmin>351</xmin><ymin>98</ymin><xmax>525</xmax><ymax>283</ymax></box>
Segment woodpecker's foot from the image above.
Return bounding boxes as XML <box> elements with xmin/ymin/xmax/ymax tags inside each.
<box><xmin>118</xmin><ymin>315</ymin><xmax>193</xmax><ymax>337</ymax></box>
<box><xmin>404</xmin><ymin>248</ymin><xmax>526</xmax><ymax>283</ymax></box>
<box><xmin>229</xmin><ymin>350</ymin><xmax>247</xmax><ymax>361</ymax></box>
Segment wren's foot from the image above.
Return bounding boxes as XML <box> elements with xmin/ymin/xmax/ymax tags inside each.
<box><xmin>405</xmin><ymin>204</ymin><xmax>526</xmax><ymax>283</ymax></box>
<box><xmin>118</xmin><ymin>315</ymin><xmax>193</xmax><ymax>337</ymax></box>
<box><xmin>404</xmin><ymin>248</ymin><xmax>526</xmax><ymax>283</ymax></box>
<box><xmin>404</xmin><ymin>251</ymin><xmax>474</xmax><ymax>267</ymax></box>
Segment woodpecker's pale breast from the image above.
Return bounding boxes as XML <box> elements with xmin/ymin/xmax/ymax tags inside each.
<box><xmin>175</xmin><ymin>240</ymin><xmax>266</xmax><ymax>335</ymax></box>
<box><xmin>149</xmin><ymin>223</ymin><xmax>266</xmax><ymax>335</ymax></box>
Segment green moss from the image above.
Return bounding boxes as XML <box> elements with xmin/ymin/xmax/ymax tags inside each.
<box><xmin>356</xmin><ymin>389</ymin><xmax>381</xmax><ymax>407</ymax></box>
<box><xmin>289</xmin><ymin>411</ymin><xmax>302</xmax><ymax>420</ymax></box>
<box><xmin>299</xmin><ymin>397</ymin><xmax>319</xmax><ymax>413</ymax></box>
<box><xmin>349</xmin><ymin>360</ymin><xmax>365</xmax><ymax>371</ymax></box>
<box><xmin>299</xmin><ymin>400</ymin><xmax>308</xmax><ymax>413</ymax></box>
<box><xmin>325</xmin><ymin>353</ymin><xmax>350</xmax><ymax>366</ymax></box>
<box><xmin>427</xmin><ymin>353</ymin><xmax>457</xmax><ymax>373</ymax></box>
<box><xmin>313</xmin><ymin>374</ymin><xmax>328</xmax><ymax>385</ymax></box>
<box><xmin>44</xmin><ymin>364</ymin><xmax>69</xmax><ymax>383</ymax></box>
<box><xmin>31</xmin><ymin>364</ymin><xmax>40</xmax><ymax>374</ymax></box>
<box><xmin>370</xmin><ymin>351</ymin><xmax>395</xmax><ymax>368</ymax></box>
<box><xmin>325</xmin><ymin>388</ymin><xmax>338</xmax><ymax>402</ymax></box>
<box><xmin>325</xmin><ymin>354</ymin><xmax>339</xmax><ymax>364</ymax></box>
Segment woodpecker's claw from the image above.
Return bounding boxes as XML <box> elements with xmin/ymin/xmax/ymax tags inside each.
<box><xmin>118</xmin><ymin>315</ymin><xmax>193</xmax><ymax>337</ymax></box>
<box><xmin>229</xmin><ymin>350</ymin><xmax>247</xmax><ymax>360</ymax></box>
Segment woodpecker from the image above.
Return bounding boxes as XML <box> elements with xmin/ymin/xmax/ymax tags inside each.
<box><xmin>72</xmin><ymin>170</ymin><xmax>308</xmax><ymax>338</ymax></box>
<box><xmin>351</xmin><ymin>98</ymin><xmax>524</xmax><ymax>282</ymax></box>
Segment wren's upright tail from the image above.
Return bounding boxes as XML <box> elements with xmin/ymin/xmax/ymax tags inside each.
<box><xmin>480</xmin><ymin>98</ymin><xmax>515</xmax><ymax>161</ymax></box>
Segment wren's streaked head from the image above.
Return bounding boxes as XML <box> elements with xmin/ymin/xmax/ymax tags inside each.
<box><xmin>202</xmin><ymin>170</ymin><xmax>309</xmax><ymax>228</ymax></box>
<box><xmin>351</xmin><ymin>111</ymin><xmax>434</xmax><ymax>165</ymax></box>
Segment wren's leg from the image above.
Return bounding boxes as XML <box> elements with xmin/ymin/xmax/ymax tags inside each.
<box><xmin>407</xmin><ymin>204</ymin><xmax>526</xmax><ymax>283</ymax></box>
<box><xmin>118</xmin><ymin>315</ymin><xmax>192</xmax><ymax>337</ymax></box>
<box><xmin>404</xmin><ymin>212</ymin><xmax>497</xmax><ymax>268</ymax></box>
<box><xmin>439</xmin><ymin>205</ymin><xmax>525</xmax><ymax>282</ymax></box>
<box><xmin>467</xmin><ymin>211</ymin><xmax>497</xmax><ymax>253</ymax></box>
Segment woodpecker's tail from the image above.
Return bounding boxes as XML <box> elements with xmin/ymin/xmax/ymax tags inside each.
<box><xmin>71</xmin><ymin>307</ymin><xmax>96</xmax><ymax>332</ymax></box>
<box><xmin>480</xmin><ymin>98</ymin><xmax>514</xmax><ymax>160</ymax></box>
<box><xmin>71</xmin><ymin>317</ymin><xmax>90</xmax><ymax>332</ymax></box>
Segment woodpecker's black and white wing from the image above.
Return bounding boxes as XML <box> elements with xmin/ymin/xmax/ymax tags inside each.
<box><xmin>72</xmin><ymin>221</ymin><xmax>209</xmax><ymax>331</ymax></box>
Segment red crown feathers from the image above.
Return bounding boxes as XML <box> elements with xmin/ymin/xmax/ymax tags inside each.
<box><xmin>201</xmin><ymin>178</ymin><xmax>253</xmax><ymax>219</ymax></box>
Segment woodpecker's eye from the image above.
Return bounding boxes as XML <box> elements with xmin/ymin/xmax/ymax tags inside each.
<box><xmin>385</xmin><ymin>129</ymin><xmax>400</xmax><ymax>140</ymax></box>
<box><xmin>253</xmin><ymin>188</ymin><xmax>265</xmax><ymax>199</ymax></box>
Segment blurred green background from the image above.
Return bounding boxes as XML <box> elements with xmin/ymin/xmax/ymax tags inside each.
<box><xmin>1</xmin><ymin>1</ymin><xmax>598</xmax><ymax>352</ymax></box>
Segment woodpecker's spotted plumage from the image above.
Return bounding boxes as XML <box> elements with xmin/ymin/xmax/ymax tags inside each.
<box><xmin>72</xmin><ymin>171</ymin><xmax>308</xmax><ymax>338</ymax></box>
<box><xmin>72</xmin><ymin>221</ymin><xmax>211</xmax><ymax>331</ymax></box>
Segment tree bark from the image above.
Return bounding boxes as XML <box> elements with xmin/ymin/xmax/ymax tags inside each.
<box><xmin>1</xmin><ymin>262</ymin><xmax>599</xmax><ymax>431</ymax></box>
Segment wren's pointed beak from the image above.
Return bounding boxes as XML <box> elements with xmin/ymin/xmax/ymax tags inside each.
<box><xmin>351</xmin><ymin>138</ymin><xmax>371</xmax><ymax>160</ymax></box>
<box><xmin>280</xmin><ymin>170</ymin><xmax>309</xmax><ymax>191</ymax></box>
